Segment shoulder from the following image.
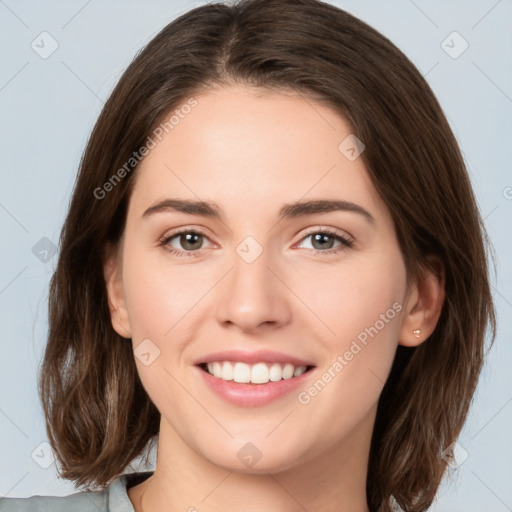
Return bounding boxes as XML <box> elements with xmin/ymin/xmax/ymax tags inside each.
<box><xmin>0</xmin><ymin>488</ymin><xmax>107</xmax><ymax>512</ymax></box>
<box><xmin>0</xmin><ymin>472</ymin><xmax>152</xmax><ymax>512</ymax></box>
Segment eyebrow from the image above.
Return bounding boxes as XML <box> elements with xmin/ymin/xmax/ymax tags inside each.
<box><xmin>142</xmin><ymin>198</ymin><xmax>375</xmax><ymax>224</ymax></box>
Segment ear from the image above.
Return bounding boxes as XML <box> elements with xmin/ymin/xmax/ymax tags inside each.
<box><xmin>103</xmin><ymin>242</ymin><xmax>132</xmax><ymax>339</ymax></box>
<box><xmin>398</xmin><ymin>257</ymin><xmax>445</xmax><ymax>347</ymax></box>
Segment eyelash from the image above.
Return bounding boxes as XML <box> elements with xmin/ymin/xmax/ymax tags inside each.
<box><xmin>158</xmin><ymin>228</ymin><xmax>354</xmax><ymax>258</ymax></box>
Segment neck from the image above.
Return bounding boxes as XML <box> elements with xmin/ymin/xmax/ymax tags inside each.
<box><xmin>130</xmin><ymin>413</ymin><xmax>373</xmax><ymax>512</ymax></box>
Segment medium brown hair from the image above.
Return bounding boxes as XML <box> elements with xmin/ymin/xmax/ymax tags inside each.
<box><xmin>39</xmin><ymin>0</ymin><xmax>496</xmax><ymax>510</ymax></box>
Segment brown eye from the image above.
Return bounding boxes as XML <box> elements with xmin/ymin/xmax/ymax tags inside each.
<box><xmin>160</xmin><ymin>230</ymin><xmax>210</xmax><ymax>255</ymax></box>
<box><xmin>297</xmin><ymin>230</ymin><xmax>353</xmax><ymax>254</ymax></box>
<box><xmin>310</xmin><ymin>232</ymin><xmax>336</xmax><ymax>250</ymax></box>
<box><xmin>177</xmin><ymin>232</ymin><xmax>203</xmax><ymax>251</ymax></box>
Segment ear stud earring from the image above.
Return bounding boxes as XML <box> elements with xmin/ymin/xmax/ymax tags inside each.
<box><xmin>413</xmin><ymin>329</ymin><xmax>421</xmax><ymax>338</ymax></box>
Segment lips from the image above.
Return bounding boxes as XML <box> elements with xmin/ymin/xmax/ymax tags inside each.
<box><xmin>194</xmin><ymin>349</ymin><xmax>314</xmax><ymax>368</ymax></box>
<box><xmin>195</xmin><ymin>350</ymin><xmax>315</xmax><ymax>384</ymax></box>
<box><xmin>194</xmin><ymin>349</ymin><xmax>316</xmax><ymax>406</ymax></box>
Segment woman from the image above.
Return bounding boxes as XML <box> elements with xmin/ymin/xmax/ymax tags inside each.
<box><xmin>1</xmin><ymin>0</ymin><xmax>495</xmax><ymax>510</ymax></box>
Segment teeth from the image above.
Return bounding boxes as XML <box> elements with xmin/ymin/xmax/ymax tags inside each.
<box><xmin>269</xmin><ymin>363</ymin><xmax>282</xmax><ymax>382</ymax></box>
<box><xmin>221</xmin><ymin>361</ymin><xmax>234</xmax><ymax>381</ymax></box>
<box><xmin>250</xmin><ymin>363</ymin><xmax>269</xmax><ymax>384</ymax></box>
<box><xmin>282</xmin><ymin>363</ymin><xmax>294</xmax><ymax>379</ymax></box>
<box><xmin>204</xmin><ymin>361</ymin><xmax>308</xmax><ymax>384</ymax></box>
<box><xmin>212</xmin><ymin>362</ymin><xmax>222</xmax><ymax>378</ymax></box>
<box><xmin>293</xmin><ymin>365</ymin><xmax>306</xmax><ymax>377</ymax></box>
<box><xmin>233</xmin><ymin>362</ymin><xmax>251</xmax><ymax>383</ymax></box>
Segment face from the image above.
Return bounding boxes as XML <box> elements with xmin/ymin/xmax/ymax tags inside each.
<box><xmin>106</xmin><ymin>84</ymin><xmax>414</xmax><ymax>474</ymax></box>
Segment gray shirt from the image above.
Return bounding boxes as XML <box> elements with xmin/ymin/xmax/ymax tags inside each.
<box><xmin>0</xmin><ymin>472</ymin><xmax>153</xmax><ymax>512</ymax></box>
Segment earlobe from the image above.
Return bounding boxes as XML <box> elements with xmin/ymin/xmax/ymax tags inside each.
<box><xmin>103</xmin><ymin>245</ymin><xmax>132</xmax><ymax>339</ymax></box>
<box><xmin>398</xmin><ymin>259</ymin><xmax>445</xmax><ymax>347</ymax></box>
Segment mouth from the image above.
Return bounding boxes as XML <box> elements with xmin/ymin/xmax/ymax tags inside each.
<box><xmin>198</xmin><ymin>361</ymin><xmax>315</xmax><ymax>385</ymax></box>
<box><xmin>194</xmin><ymin>349</ymin><xmax>317</xmax><ymax>406</ymax></box>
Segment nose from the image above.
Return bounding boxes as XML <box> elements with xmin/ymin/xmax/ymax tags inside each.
<box><xmin>215</xmin><ymin>241</ymin><xmax>292</xmax><ymax>333</ymax></box>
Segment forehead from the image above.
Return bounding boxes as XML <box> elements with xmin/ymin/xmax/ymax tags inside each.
<box><xmin>128</xmin><ymin>85</ymin><xmax>389</xmax><ymax>224</ymax></box>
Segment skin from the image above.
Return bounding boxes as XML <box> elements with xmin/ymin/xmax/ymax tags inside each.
<box><xmin>104</xmin><ymin>84</ymin><xmax>445</xmax><ymax>512</ymax></box>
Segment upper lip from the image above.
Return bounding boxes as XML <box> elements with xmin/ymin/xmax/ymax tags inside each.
<box><xmin>195</xmin><ymin>349</ymin><xmax>315</xmax><ymax>367</ymax></box>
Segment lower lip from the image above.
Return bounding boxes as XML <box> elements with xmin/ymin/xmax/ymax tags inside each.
<box><xmin>195</xmin><ymin>365</ymin><xmax>315</xmax><ymax>407</ymax></box>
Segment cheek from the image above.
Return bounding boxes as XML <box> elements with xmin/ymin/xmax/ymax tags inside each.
<box><xmin>292</xmin><ymin>251</ymin><xmax>405</xmax><ymax>413</ymax></box>
<box><xmin>121</xmin><ymin>246</ymin><xmax>216</xmax><ymax>341</ymax></box>
<box><xmin>294</xmin><ymin>250</ymin><xmax>406</xmax><ymax>349</ymax></box>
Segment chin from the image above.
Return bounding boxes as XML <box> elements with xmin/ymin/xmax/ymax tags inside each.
<box><xmin>198</xmin><ymin>436</ymin><xmax>312</xmax><ymax>475</ymax></box>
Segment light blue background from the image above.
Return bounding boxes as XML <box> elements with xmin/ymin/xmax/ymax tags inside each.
<box><xmin>0</xmin><ymin>1</ymin><xmax>511</xmax><ymax>510</ymax></box>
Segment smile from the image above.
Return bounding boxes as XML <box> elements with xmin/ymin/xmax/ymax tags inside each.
<box><xmin>194</xmin><ymin>349</ymin><xmax>316</xmax><ymax>406</ymax></box>
<box><xmin>200</xmin><ymin>361</ymin><xmax>312</xmax><ymax>384</ymax></box>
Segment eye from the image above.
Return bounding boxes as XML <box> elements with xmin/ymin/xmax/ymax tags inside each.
<box><xmin>296</xmin><ymin>229</ymin><xmax>353</xmax><ymax>255</ymax></box>
<box><xmin>158</xmin><ymin>227</ymin><xmax>354</xmax><ymax>258</ymax></box>
<box><xmin>159</xmin><ymin>229</ymin><xmax>211</xmax><ymax>257</ymax></box>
